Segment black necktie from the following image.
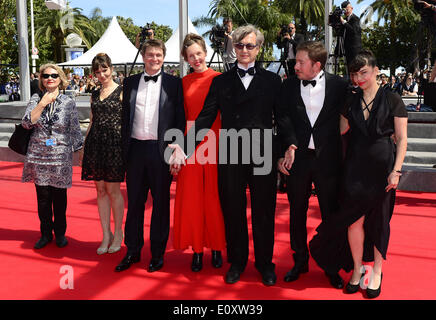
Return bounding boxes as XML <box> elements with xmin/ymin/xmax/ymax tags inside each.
<box><xmin>237</xmin><ymin>67</ymin><xmax>256</xmax><ymax>78</ymax></box>
<box><xmin>144</xmin><ymin>74</ymin><xmax>160</xmax><ymax>82</ymax></box>
<box><xmin>302</xmin><ymin>79</ymin><xmax>316</xmax><ymax>87</ymax></box>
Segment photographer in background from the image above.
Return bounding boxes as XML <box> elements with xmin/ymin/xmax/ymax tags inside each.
<box><xmin>339</xmin><ymin>1</ymin><xmax>362</xmax><ymax>69</ymax></box>
<box><xmin>222</xmin><ymin>18</ymin><xmax>237</xmax><ymax>71</ymax></box>
<box><xmin>135</xmin><ymin>26</ymin><xmax>155</xmax><ymax>49</ymax></box>
<box><xmin>276</xmin><ymin>23</ymin><xmax>304</xmax><ymax>77</ymax></box>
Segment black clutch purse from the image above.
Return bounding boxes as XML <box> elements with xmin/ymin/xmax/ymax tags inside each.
<box><xmin>8</xmin><ymin>124</ymin><xmax>34</xmax><ymax>155</ymax></box>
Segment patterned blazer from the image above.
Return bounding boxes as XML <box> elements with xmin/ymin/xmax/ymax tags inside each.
<box><xmin>22</xmin><ymin>93</ymin><xmax>83</xmax><ymax>167</ymax></box>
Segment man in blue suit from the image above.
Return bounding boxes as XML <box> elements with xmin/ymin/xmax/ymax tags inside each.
<box><xmin>115</xmin><ymin>39</ymin><xmax>185</xmax><ymax>273</ymax></box>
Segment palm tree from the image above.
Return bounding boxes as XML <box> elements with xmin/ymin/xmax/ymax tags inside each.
<box><xmin>87</xmin><ymin>7</ymin><xmax>110</xmax><ymax>45</ymax></box>
<box><xmin>33</xmin><ymin>1</ymin><xmax>96</xmax><ymax>62</ymax></box>
<box><xmin>358</xmin><ymin>0</ymin><xmax>422</xmax><ymax>73</ymax></box>
<box><xmin>274</xmin><ymin>0</ymin><xmax>325</xmax><ymax>38</ymax></box>
<box><xmin>194</xmin><ymin>0</ymin><xmax>291</xmax><ymax>62</ymax></box>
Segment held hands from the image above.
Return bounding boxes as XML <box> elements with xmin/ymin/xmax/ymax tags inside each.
<box><xmin>386</xmin><ymin>171</ymin><xmax>402</xmax><ymax>192</ymax></box>
<box><xmin>168</xmin><ymin>144</ymin><xmax>186</xmax><ymax>175</ymax></box>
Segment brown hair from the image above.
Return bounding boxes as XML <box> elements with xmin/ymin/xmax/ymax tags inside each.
<box><xmin>348</xmin><ymin>49</ymin><xmax>377</xmax><ymax>73</ymax></box>
<box><xmin>296</xmin><ymin>41</ymin><xmax>328</xmax><ymax>70</ymax></box>
<box><xmin>141</xmin><ymin>39</ymin><xmax>166</xmax><ymax>57</ymax></box>
<box><xmin>181</xmin><ymin>33</ymin><xmax>207</xmax><ymax>61</ymax></box>
<box><xmin>91</xmin><ymin>53</ymin><xmax>113</xmax><ymax>73</ymax></box>
<box><xmin>38</xmin><ymin>63</ymin><xmax>69</xmax><ymax>91</ymax></box>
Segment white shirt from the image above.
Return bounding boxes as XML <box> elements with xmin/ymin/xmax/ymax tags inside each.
<box><xmin>131</xmin><ymin>71</ymin><xmax>161</xmax><ymax>140</ymax></box>
<box><xmin>287</xmin><ymin>35</ymin><xmax>296</xmax><ymax>60</ymax></box>
<box><xmin>237</xmin><ymin>61</ymin><xmax>255</xmax><ymax>90</ymax></box>
<box><xmin>300</xmin><ymin>71</ymin><xmax>326</xmax><ymax>149</ymax></box>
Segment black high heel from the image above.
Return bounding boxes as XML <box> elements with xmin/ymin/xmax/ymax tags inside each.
<box><xmin>211</xmin><ymin>250</ymin><xmax>223</xmax><ymax>268</ymax></box>
<box><xmin>366</xmin><ymin>273</ymin><xmax>383</xmax><ymax>299</ymax></box>
<box><xmin>345</xmin><ymin>272</ymin><xmax>365</xmax><ymax>294</ymax></box>
<box><xmin>191</xmin><ymin>252</ymin><xmax>203</xmax><ymax>272</ymax></box>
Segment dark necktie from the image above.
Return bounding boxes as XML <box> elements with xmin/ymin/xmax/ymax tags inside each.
<box><xmin>237</xmin><ymin>67</ymin><xmax>256</xmax><ymax>78</ymax></box>
<box><xmin>144</xmin><ymin>74</ymin><xmax>160</xmax><ymax>82</ymax></box>
<box><xmin>302</xmin><ymin>79</ymin><xmax>316</xmax><ymax>87</ymax></box>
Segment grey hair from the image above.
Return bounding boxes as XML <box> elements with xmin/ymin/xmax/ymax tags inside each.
<box><xmin>232</xmin><ymin>24</ymin><xmax>264</xmax><ymax>47</ymax></box>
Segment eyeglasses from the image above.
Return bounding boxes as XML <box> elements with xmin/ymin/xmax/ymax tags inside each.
<box><xmin>234</xmin><ymin>43</ymin><xmax>258</xmax><ymax>51</ymax></box>
<box><xmin>42</xmin><ymin>73</ymin><xmax>60</xmax><ymax>79</ymax></box>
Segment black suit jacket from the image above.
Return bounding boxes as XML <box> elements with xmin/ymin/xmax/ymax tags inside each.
<box><xmin>276</xmin><ymin>33</ymin><xmax>304</xmax><ymax>57</ymax></box>
<box><xmin>121</xmin><ymin>71</ymin><xmax>185</xmax><ymax>163</ymax></box>
<box><xmin>343</xmin><ymin>13</ymin><xmax>362</xmax><ymax>63</ymax></box>
<box><xmin>185</xmin><ymin>64</ymin><xmax>282</xmax><ymax>159</ymax></box>
<box><xmin>276</xmin><ymin>72</ymin><xmax>348</xmax><ymax>174</ymax></box>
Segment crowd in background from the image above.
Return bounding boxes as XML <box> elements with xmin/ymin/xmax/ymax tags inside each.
<box><xmin>1</xmin><ymin>66</ymin><xmax>434</xmax><ymax>103</ymax></box>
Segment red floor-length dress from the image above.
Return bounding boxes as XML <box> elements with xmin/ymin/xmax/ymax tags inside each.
<box><xmin>173</xmin><ymin>68</ymin><xmax>226</xmax><ymax>253</ymax></box>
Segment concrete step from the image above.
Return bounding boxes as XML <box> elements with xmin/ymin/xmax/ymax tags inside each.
<box><xmin>407</xmin><ymin>123</ymin><xmax>436</xmax><ymax>139</ymax></box>
<box><xmin>404</xmin><ymin>151</ymin><xmax>436</xmax><ymax>165</ymax></box>
<box><xmin>407</xmin><ymin>112</ymin><xmax>436</xmax><ymax>123</ymax></box>
<box><xmin>407</xmin><ymin>138</ymin><xmax>436</xmax><ymax>152</ymax></box>
<box><xmin>399</xmin><ymin>164</ymin><xmax>436</xmax><ymax>192</ymax></box>
<box><xmin>403</xmin><ymin>162</ymin><xmax>436</xmax><ymax>168</ymax></box>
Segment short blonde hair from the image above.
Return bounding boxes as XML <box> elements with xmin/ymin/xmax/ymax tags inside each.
<box><xmin>39</xmin><ymin>64</ymin><xmax>69</xmax><ymax>91</ymax></box>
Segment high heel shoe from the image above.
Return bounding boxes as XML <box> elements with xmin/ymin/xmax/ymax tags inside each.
<box><xmin>345</xmin><ymin>272</ymin><xmax>365</xmax><ymax>294</ymax></box>
<box><xmin>366</xmin><ymin>273</ymin><xmax>383</xmax><ymax>299</ymax></box>
<box><xmin>211</xmin><ymin>250</ymin><xmax>223</xmax><ymax>268</ymax></box>
<box><xmin>191</xmin><ymin>252</ymin><xmax>203</xmax><ymax>272</ymax></box>
<box><xmin>108</xmin><ymin>232</ymin><xmax>123</xmax><ymax>254</ymax></box>
<box><xmin>97</xmin><ymin>233</ymin><xmax>113</xmax><ymax>255</ymax></box>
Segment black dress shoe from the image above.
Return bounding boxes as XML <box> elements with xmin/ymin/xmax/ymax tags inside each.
<box><xmin>55</xmin><ymin>236</ymin><xmax>68</xmax><ymax>248</ymax></box>
<box><xmin>366</xmin><ymin>273</ymin><xmax>383</xmax><ymax>299</ymax></box>
<box><xmin>148</xmin><ymin>257</ymin><xmax>164</xmax><ymax>272</ymax></box>
<box><xmin>345</xmin><ymin>272</ymin><xmax>365</xmax><ymax>294</ymax></box>
<box><xmin>211</xmin><ymin>250</ymin><xmax>223</xmax><ymax>268</ymax></box>
<box><xmin>191</xmin><ymin>252</ymin><xmax>203</xmax><ymax>272</ymax></box>
<box><xmin>34</xmin><ymin>236</ymin><xmax>52</xmax><ymax>249</ymax></box>
<box><xmin>225</xmin><ymin>265</ymin><xmax>241</xmax><ymax>284</ymax></box>
<box><xmin>261</xmin><ymin>270</ymin><xmax>277</xmax><ymax>286</ymax></box>
<box><xmin>284</xmin><ymin>263</ymin><xmax>309</xmax><ymax>282</ymax></box>
<box><xmin>115</xmin><ymin>254</ymin><xmax>140</xmax><ymax>272</ymax></box>
<box><xmin>326</xmin><ymin>272</ymin><xmax>344</xmax><ymax>289</ymax></box>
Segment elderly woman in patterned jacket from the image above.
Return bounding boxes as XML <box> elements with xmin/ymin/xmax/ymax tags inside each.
<box><xmin>21</xmin><ymin>63</ymin><xmax>83</xmax><ymax>249</ymax></box>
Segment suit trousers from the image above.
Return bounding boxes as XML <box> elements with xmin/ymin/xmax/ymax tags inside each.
<box><xmin>124</xmin><ymin>139</ymin><xmax>172</xmax><ymax>258</ymax></box>
<box><xmin>35</xmin><ymin>184</ymin><xmax>67</xmax><ymax>238</ymax></box>
<box><xmin>286</xmin><ymin>149</ymin><xmax>340</xmax><ymax>262</ymax></box>
<box><xmin>218</xmin><ymin>163</ymin><xmax>277</xmax><ymax>273</ymax></box>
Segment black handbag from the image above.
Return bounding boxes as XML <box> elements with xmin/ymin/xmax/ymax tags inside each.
<box><xmin>8</xmin><ymin>123</ymin><xmax>34</xmax><ymax>155</ymax></box>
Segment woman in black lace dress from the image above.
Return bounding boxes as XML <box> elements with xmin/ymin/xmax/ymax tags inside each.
<box><xmin>309</xmin><ymin>50</ymin><xmax>408</xmax><ymax>298</ymax></box>
<box><xmin>81</xmin><ymin>53</ymin><xmax>125</xmax><ymax>255</ymax></box>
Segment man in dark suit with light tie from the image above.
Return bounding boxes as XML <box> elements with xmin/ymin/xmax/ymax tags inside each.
<box><xmin>169</xmin><ymin>25</ymin><xmax>281</xmax><ymax>286</ymax></box>
<box><xmin>276</xmin><ymin>41</ymin><xmax>348</xmax><ymax>289</ymax></box>
<box><xmin>115</xmin><ymin>39</ymin><xmax>185</xmax><ymax>273</ymax></box>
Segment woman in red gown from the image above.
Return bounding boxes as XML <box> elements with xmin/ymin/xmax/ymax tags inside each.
<box><xmin>173</xmin><ymin>34</ymin><xmax>226</xmax><ymax>272</ymax></box>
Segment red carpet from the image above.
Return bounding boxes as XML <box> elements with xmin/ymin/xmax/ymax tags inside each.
<box><xmin>0</xmin><ymin>161</ymin><xmax>435</xmax><ymax>300</ymax></box>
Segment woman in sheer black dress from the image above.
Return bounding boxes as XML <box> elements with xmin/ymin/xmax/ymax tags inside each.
<box><xmin>81</xmin><ymin>53</ymin><xmax>125</xmax><ymax>255</ymax></box>
<box><xmin>309</xmin><ymin>50</ymin><xmax>408</xmax><ymax>298</ymax></box>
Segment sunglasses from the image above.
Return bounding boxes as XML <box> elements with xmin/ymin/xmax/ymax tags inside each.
<box><xmin>234</xmin><ymin>43</ymin><xmax>258</xmax><ymax>50</ymax></box>
<box><xmin>42</xmin><ymin>73</ymin><xmax>60</xmax><ymax>79</ymax></box>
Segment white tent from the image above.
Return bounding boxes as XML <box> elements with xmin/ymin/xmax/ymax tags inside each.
<box><xmin>164</xmin><ymin>17</ymin><xmax>220</xmax><ymax>64</ymax></box>
<box><xmin>59</xmin><ymin>16</ymin><xmax>139</xmax><ymax>66</ymax></box>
